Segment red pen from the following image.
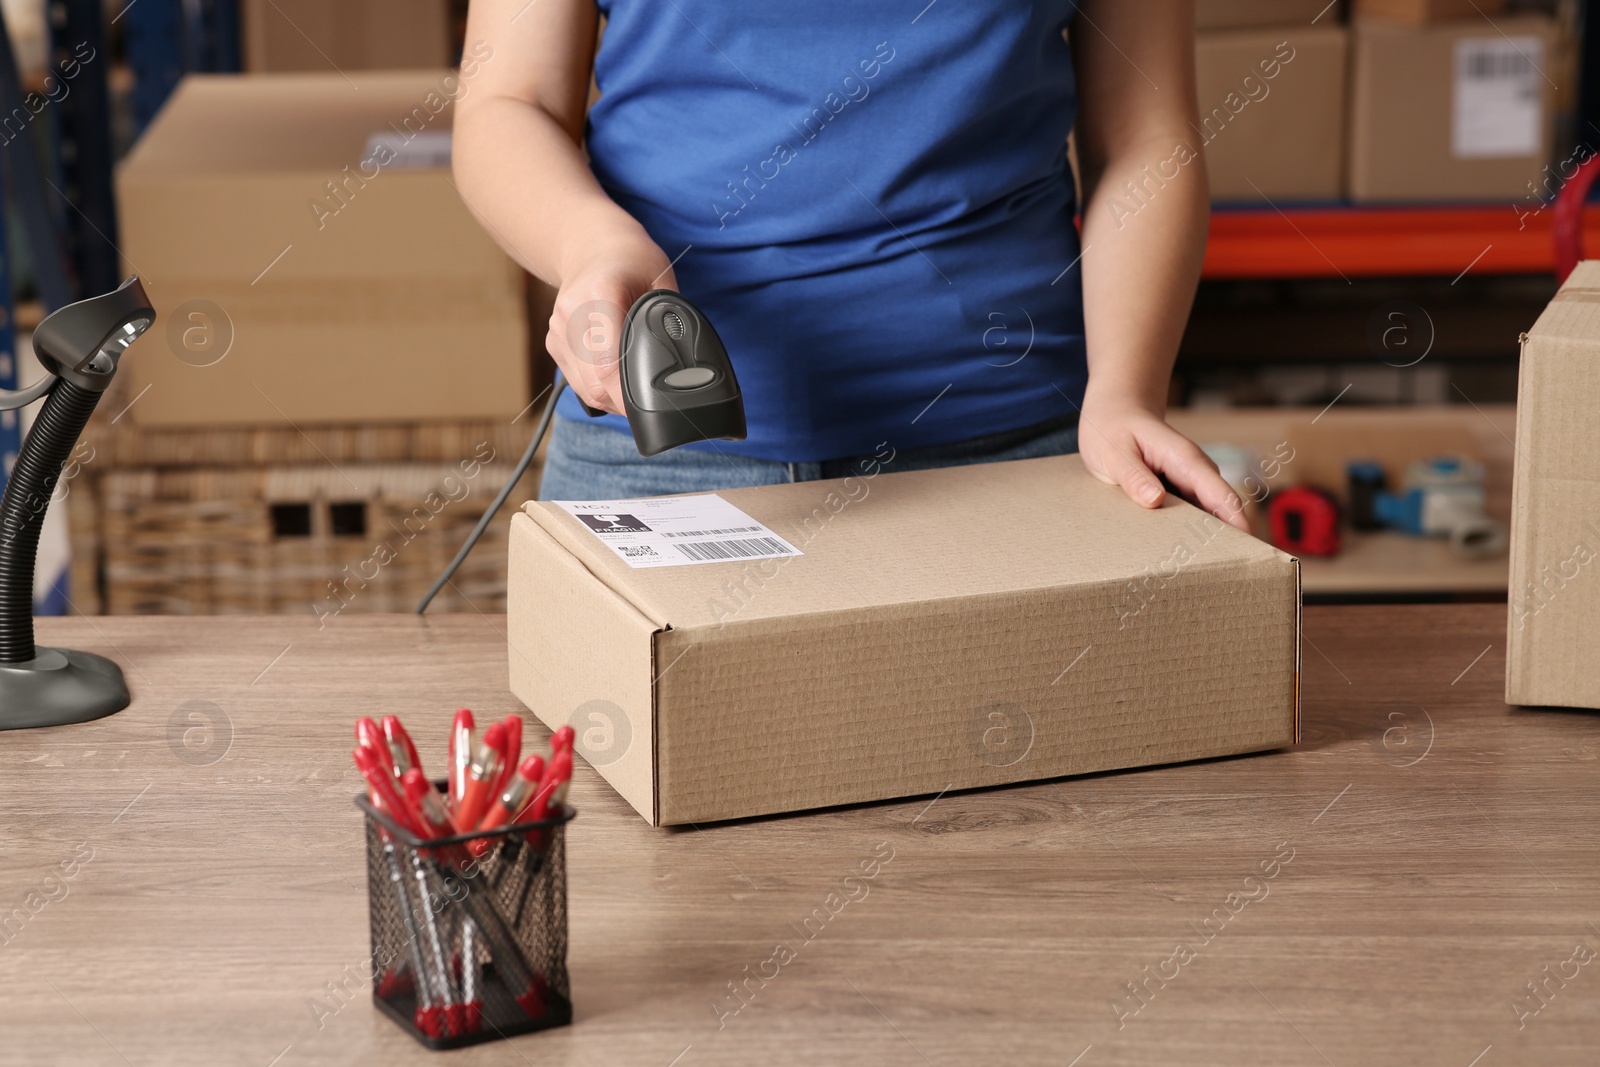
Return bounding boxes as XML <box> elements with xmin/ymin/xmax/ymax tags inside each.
<box><xmin>355</xmin><ymin>718</ymin><xmax>396</xmax><ymax>779</ymax></box>
<box><xmin>494</xmin><ymin>715</ymin><xmax>523</xmax><ymax>800</ymax></box>
<box><xmin>383</xmin><ymin>715</ymin><xmax>421</xmax><ymax>777</ymax></box>
<box><xmin>527</xmin><ymin>749</ymin><xmax>573</xmax><ymax>822</ymax></box>
<box><xmin>453</xmin><ymin>722</ymin><xmax>508</xmax><ymax>832</ymax></box>
<box><xmin>549</xmin><ymin>724</ymin><xmax>575</xmax><ymax>758</ymax></box>
<box><xmin>354</xmin><ymin>745</ymin><xmax>424</xmax><ymax>838</ymax></box>
<box><xmin>356</xmin><ymin>749</ymin><xmax>444</xmax><ymax>1036</ymax></box>
<box><xmin>449</xmin><ymin>709</ymin><xmax>475</xmax><ymax>809</ymax></box>
<box><xmin>402</xmin><ymin>769</ymin><xmax>456</xmax><ymax>840</ymax></box>
<box><xmin>467</xmin><ymin>754</ymin><xmax>546</xmax><ymax>858</ymax></box>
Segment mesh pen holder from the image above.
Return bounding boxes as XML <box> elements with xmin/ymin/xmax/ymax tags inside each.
<box><xmin>357</xmin><ymin>787</ymin><xmax>575</xmax><ymax>1050</ymax></box>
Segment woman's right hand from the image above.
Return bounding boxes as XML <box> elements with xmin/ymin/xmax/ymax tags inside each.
<box><xmin>548</xmin><ymin>234</ymin><xmax>677</xmax><ymax>415</ymax></box>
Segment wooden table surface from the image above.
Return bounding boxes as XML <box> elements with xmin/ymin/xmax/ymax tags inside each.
<box><xmin>1</xmin><ymin>606</ymin><xmax>1595</xmax><ymax>1066</ymax></box>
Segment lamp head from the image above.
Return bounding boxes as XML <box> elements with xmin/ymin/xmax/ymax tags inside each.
<box><xmin>32</xmin><ymin>276</ymin><xmax>154</xmax><ymax>392</ymax></box>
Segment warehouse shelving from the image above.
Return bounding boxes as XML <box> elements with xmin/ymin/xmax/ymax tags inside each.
<box><xmin>1201</xmin><ymin>203</ymin><xmax>1600</xmax><ymax>280</ymax></box>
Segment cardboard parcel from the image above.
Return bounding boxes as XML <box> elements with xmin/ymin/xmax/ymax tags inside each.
<box><xmin>509</xmin><ymin>455</ymin><xmax>1301</xmax><ymax>825</ymax></box>
<box><xmin>1507</xmin><ymin>261</ymin><xmax>1600</xmax><ymax>708</ymax></box>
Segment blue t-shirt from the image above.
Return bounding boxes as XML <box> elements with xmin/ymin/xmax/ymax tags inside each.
<box><xmin>567</xmin><ymin>0</ymin><xmax>1086</xmax><ymax>462</ymax></box>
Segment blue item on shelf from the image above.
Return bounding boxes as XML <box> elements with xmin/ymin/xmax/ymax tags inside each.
<box><xmin>1374</xmin><ymin>489</ymin><xmax>1427</xmax><ymax>536</ymax></box>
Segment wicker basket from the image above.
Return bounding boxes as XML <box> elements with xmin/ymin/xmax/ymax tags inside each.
<box><xmin>90</xmin><ymin>460</ymin><xmax>536</xmax><ymax>615</ymax></box>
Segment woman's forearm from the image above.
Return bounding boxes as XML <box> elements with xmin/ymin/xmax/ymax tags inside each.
<box><xmin>1076</xmin><ymin>132</ymin><xmax>1209</xmax><ymax>415</ymax></box>
<box><xmin>452</xmin><ymin>93</ymin><xmax>658</xmax><ymax>288</ymax></box>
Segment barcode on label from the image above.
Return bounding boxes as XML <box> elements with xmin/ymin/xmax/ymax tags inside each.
<box><xmin>1453</xmin><ymin>35</ymin><xmax>1543</xmax><ymax>160</ymax></box>
<box><xmin>1462</xmin><ymin>48</ymin><xmax>1534</xmax><ymax>81</ymax></box>
<box><xmin>677</xmin><ymin>537</ymin><xmax>792</xmax><ymax>561</ymax></box>
<box><xmin>664</xmin><ymin>526</ymin><xmax>762</xmax><ymax>538</ymax></box>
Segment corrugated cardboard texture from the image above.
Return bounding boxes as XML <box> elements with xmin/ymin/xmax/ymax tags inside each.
<box><xmin>509</xmin><ymin>514</ymin><xmax>659</xmax><ymax>819</ymax></box>
<box><xmin>1507</xmin><ymin>262</ymin><xmax>1600</xmax><ymax>708</ymax></box>
<box><xmin>1196</xmin><ymin>27</ymin><xmax>1348</xmax><ymax>201</ymax></box>
<box><xmin>116</xmin><ymin>74</ymin><xmax>528</xmax><ymax>426</ymax></box>
<box><xmin>511</xmin><ymin>455</ymin><xmax>1300</xmax><ymax>824</ymax></box>
<box><xmin>1348</xmin><ymin>16</ymin><xmax>1554</xmax><ymax>202</ymax></box>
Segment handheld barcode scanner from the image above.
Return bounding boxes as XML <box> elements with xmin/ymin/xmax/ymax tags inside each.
<box><xmin>418</xmin><ymin>289</ymin><xmax>746</xmax><ymax>612</ymax></box>
<box><xmin>0</xmin><ymin>277</ymin><xmax>154</xmax><ymax>730</ymax></box>
<box><xmin>576</xmin><ymin>289</ymin><xmax>746</xmax><ymax>457</ymax></box>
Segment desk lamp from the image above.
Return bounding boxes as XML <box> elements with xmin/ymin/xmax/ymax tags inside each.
<box><xmin>0</xmin><ymin>277</ymin><xmax>154</xmax><ymax>730</ymax></box>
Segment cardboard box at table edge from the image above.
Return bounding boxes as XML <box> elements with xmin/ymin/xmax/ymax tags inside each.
<box><xmin>1507</xmin><ymin>261</ymin><xmax>1600</xmax><ymax>710</ymax></box>
<box><xmin>508</xmin><ymin>454</ymin><xmax>1302</xmax><ymax>825</ymax></box>
<box><xmin>115</xmin><ymin>71</ymin><xmax>529</xmax><ymax>428</ymax></box>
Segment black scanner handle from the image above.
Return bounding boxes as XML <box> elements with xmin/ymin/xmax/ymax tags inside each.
<box><xmin>580</xmin><ymin>289</ymin><xmax>746</xmax><ymax>456</ymax></box>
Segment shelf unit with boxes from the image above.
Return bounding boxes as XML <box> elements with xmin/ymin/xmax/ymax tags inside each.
<box><xmin>1179</xmin><ymin>0</ymin><xmax>1576</xmax><ymax>599</ymax></box>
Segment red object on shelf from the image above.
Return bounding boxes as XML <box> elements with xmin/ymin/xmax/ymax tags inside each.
<box><xmin>1552</xmin><ymin>156</ymin><xmax>1600</xmax><ymax>285</ymax></box>
<box><xmin>1267</xmin><ymin>486</ymin><xmax>1341</xmax><ymax>558</ymax></box>
<box><xmin>1202</xmin><ymin>204</ymin><xmax>1600</xmax><ymax>280</ymax></box>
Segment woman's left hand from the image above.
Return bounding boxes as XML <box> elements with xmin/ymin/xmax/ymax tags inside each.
<box><xmin>1076</xmin><ymin>397</ymin><xmax>1249</xmax><ymax>531</ymax></box>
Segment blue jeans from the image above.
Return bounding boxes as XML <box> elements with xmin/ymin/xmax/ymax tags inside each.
<box><xmin>537</xmin><ymin>413</ymin><xmax>1081</xmax><ymax>500</ymax></box>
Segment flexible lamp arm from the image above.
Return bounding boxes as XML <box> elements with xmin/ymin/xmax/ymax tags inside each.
<box><xmin>0</xmin><ymin>277</ymin><xmax>154</xmax><ymax>730</ymax></box>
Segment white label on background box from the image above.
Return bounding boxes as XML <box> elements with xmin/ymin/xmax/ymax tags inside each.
<box><xmin>556</xmin><ymin>494</ymin><xmax>803</xmax><ymax>569</ymax></box>
<box><xmin>1452</xmin><ymin>36</ymin><xmax>1544</xmax><ymax>159</ymax></box>
<box><xmin>364</xmin><ymin>130</ymin><xmax>453</xmax><ymax>168</ymax></box>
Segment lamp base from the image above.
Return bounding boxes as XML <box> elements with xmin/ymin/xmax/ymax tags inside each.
<box><xmin>0</xmin><ymin>647</ymin><xmax>130</xmax><ymax>730</ymax></box>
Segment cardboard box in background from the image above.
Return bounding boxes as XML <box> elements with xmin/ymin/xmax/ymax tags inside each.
<box><xmin>1195</xmin><ymin>27</ymin><xmax>1348</xmax><ymax>201</ymax></box>
<box><xmin>508</xmin><ymin>455</ymin><xmax>1301</xmax><ymax>825</ymax></box>
<box><xmin>1352</xmin><ymin>0</ymin><xmax>1506</xmax><ymax>25</ymax></box>
<box><xmin>116</xmin><ymin>72</ymin><xmax>530</xmax><ymax>427</ymax></box>
<box><xmin>1507</xmin><ymin>261</ymin><xmax>1600</xmax><ymax>709</ymax></box>
<box><xmin>1196</xmin><ymin>1</ymin><xmax>1342</xmax><ymax>30</ymax></box>
<box><xmin>1347</xmin><ymin>15</ymin><xmax>1555</xmax><ymax>202</ymax></box>
<box><xmin>242</xmin><ymin>0</ymin><xmax>452</xmax><ymax>72</ymax></box>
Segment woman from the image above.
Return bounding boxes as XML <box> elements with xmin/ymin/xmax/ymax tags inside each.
<box><xmin>453</xmin><ymin>0</ymin><xmax>1245</xmax><ymax>529</ymax></box>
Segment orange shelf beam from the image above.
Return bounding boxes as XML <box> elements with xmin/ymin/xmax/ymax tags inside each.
<box><xmin>1201</xmin><ymin>203</ymin><xmax>1600</xmax><ymax>280</ymax></box>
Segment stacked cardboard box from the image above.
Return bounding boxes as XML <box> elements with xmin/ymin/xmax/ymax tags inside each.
<box><xmin>1194</xmin><ymin>23</ymin><xmax>1348</xmax><ymax>202</ymax></box>
<box><xmin>1352</xmin><ymin>0</ymin><xmax>1505</xmax><ymax>25</ymax></box>
<box><xmin>1195</xmin><ymin>1</ymin><xmax>1560</xmax><ymax>205</ymax></box>
<box><xmin>1197</xmin><ymin>1</ymin><xmax>1341</xmax><ymax>30</ymax></box>
<box><xmin>116</xmin><ymin>71</ymin><xmax>530</xmax><ymax>428</ymax></box>
<box><xmin>241</xmin><ymin>0</ymin><xmax>453</xmax><ymax>73</ymax></box>
<box><xmin>1347</xmin><ymin>10</ymin><xmax>1554</xmax><ymax>201</ymax></box>
<box><xmin>97</xmin><ymin>70</ymin><xmax>544</xmax><ymax>615</ymax></box>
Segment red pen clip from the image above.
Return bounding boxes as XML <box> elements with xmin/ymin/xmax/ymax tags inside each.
<box><xmin>383</xmin><ymin>715</ymin><xmax>422</xmax><ymax>777</ymax></box>
<box><xmin>448</xmin><ymin>709</ymin><xmax>475</xmax><ymax>810</ymax></box>
<box><xmin>453</xmin><ymin>722</ymin><xmax>508</xmax><ymax>833</ymax></box>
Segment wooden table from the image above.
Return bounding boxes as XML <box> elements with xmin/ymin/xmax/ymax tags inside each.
<box><xmin>1</xmin><ymin>607</ymin><xmax>1594</xmax><ymax>1066</ymax></box>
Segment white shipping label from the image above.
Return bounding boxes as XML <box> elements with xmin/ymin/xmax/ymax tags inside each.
<box><xmin>556</xmin><ymin>494</ymin><xmax>803</xmax><ymax>569</ymax></box>
<box><xmin>1452</xmin><ymin>36</ymin><xmax>1544</xmax><ymax>159</ymax></box>
<box><xmin>363</xmin><ymin>130</ymin><xmax>453</xmax><ymax>168</ymax></box>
